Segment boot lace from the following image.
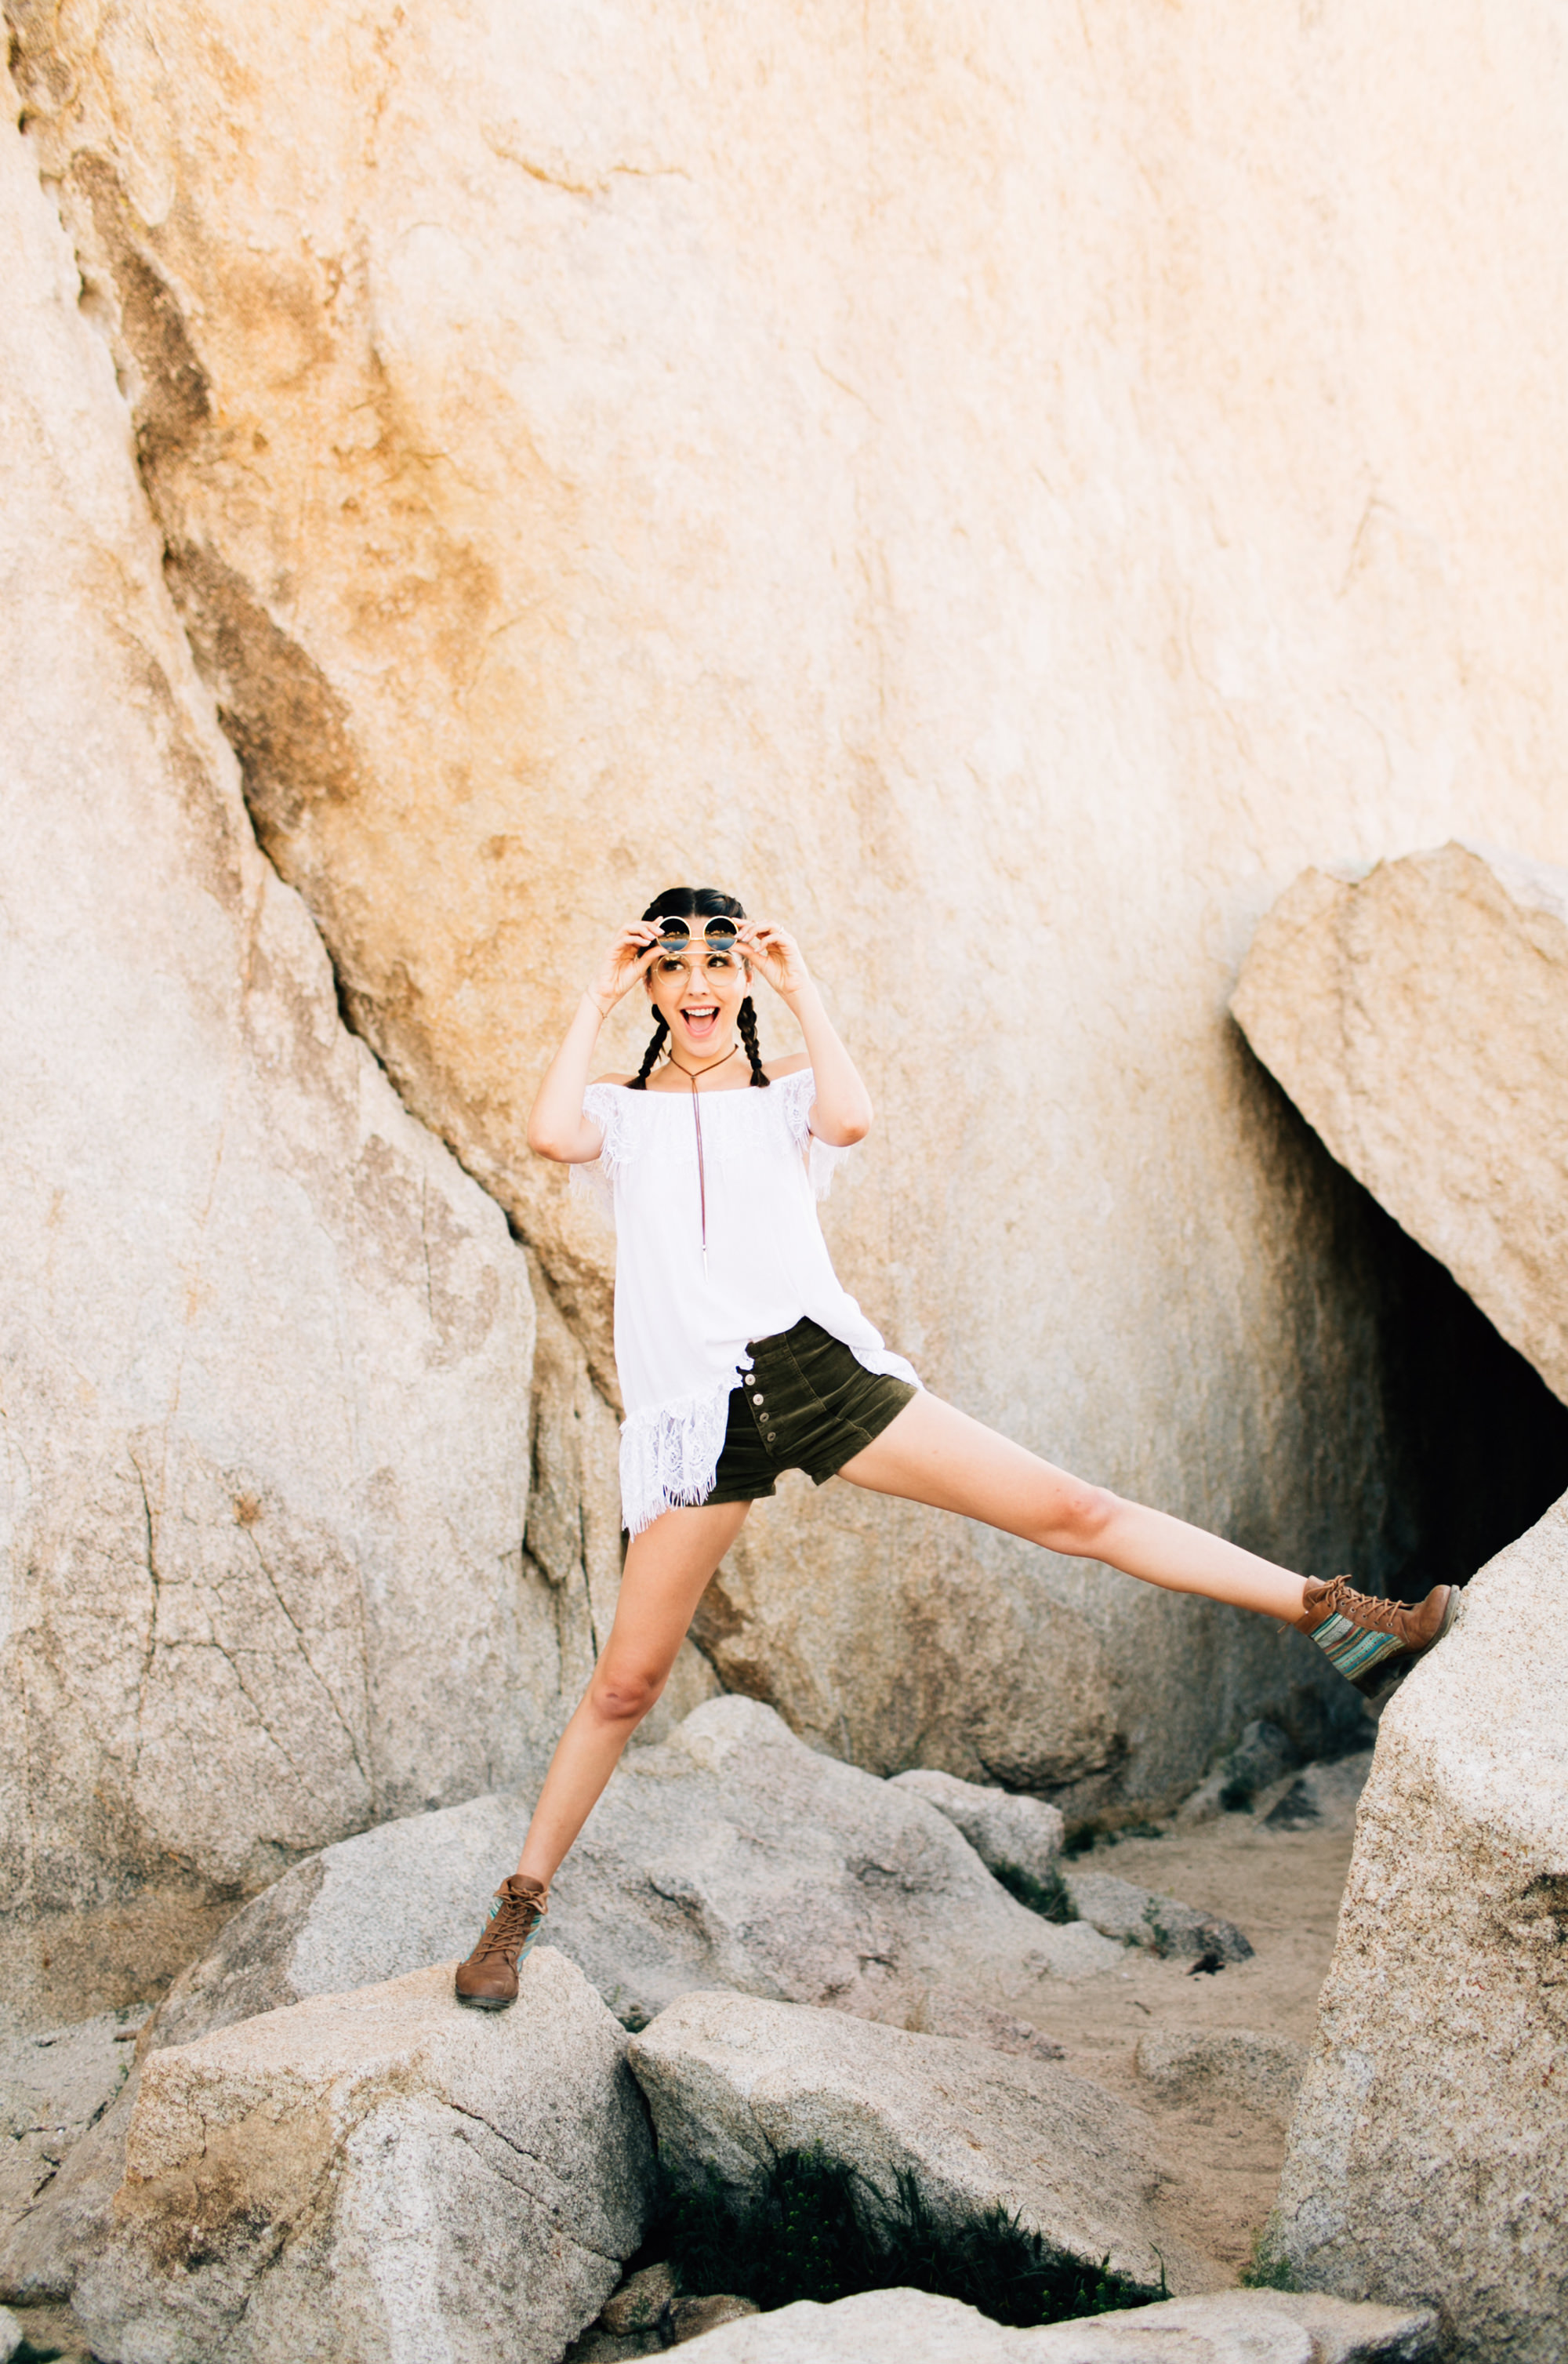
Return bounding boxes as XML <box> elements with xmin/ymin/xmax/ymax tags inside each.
<box><xmin>474</xmin><ymin>1883</ymin><xmax>548</xmax><ymax>1963</ymax></box>
<box><xmin>1311</xmin><ymin>1574</ymin><xmax>1405</xmax><ymax>1634</ymax></box>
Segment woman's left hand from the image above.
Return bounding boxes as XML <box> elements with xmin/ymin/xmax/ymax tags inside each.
<box><xmin>737</xmin><ymin>922</ymin><xmax>812</xmax><ymax>1002</ymax></box>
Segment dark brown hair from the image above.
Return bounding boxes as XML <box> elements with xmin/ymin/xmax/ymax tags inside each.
<box><xmin>630</xmin><ymin>886</ymin><xmax>769</xmax><ymax>1088</ymax></box>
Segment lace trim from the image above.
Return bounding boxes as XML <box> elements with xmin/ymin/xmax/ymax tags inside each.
<box><xmin>619</xmin><ymin>1379</ymin><xmax>735</xmax><ymax>1536</ymax></box>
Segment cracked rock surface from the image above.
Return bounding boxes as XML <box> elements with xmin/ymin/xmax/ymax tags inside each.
<box><xmin>0</xmin><ymin>65</ymin><xmax>563</xmax><ymax>1943</ymax></box>
<box><xmin>71</xmin><ymin>1952</ymin><xmax>654</xmax><ymax>2364</ymax></box>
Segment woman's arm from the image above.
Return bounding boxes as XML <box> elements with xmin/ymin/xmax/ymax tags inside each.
<box><xmin>527</xmin><ymin>923</ymin><xmax>660</xmax><ymax>1161</ymax></box>
<box><xmin>739</xmin><ymin>924</ymin><xmax>872</xmax><ymax>1147</ymax></box>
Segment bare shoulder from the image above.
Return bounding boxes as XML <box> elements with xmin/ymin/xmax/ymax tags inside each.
<box><xmin>764</xmin><ymin>1052</ymin><xmax>811</xmax><ymax>1080</ymax></box>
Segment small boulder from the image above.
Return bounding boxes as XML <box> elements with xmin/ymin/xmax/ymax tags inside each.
<box><xmin>627</xmin><ymin>1989</ymin><xmax>1211</xmax><ymax>2293</ymax></box>
<box><xmin>1062</xmin><ymin>1873</ymin><xmax>1253</xmax><ymax>1966</ymax></box>
<box><xmin>72</xmin><ymin>1952</ymin><xmax>655</xmax><ymax>2364</ymax></box>
<box><xmin>1134</xmin><ymin>2031</ymin><xmax>1307</xmax><ymax>2128</ymax></box>
<box><xmin>0</xmin><ymin>2304</ymin><xmax>20</xmax><ymax>2362</ymax></box>
<box><xmin>601</xmin><ymin>2261</ymin><xmax>678</xmax><ymax>2333</ymax></box>
<box><xmin>1264</xmin><ymin>1755</ymin><xmax>1374</xmax><ymax>1834</ymax></box>
<box><xmin>157</xmin><ymin>1699</ymin><xmax>1123</xmax><ymax>2054</ymax></box>
<box><xmin>659</xmin><ymin>2285</ymin><xmax>1438</xmax><ymax>2361</ymax></box>
<box><xmin>890</xmin><ymin>1770</ymin><xmax>1065</xmax><ymax>1888</ymax></box>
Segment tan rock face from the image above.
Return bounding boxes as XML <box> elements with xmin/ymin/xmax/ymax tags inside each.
<box><xmin>1270</xmin><ymin>1497</ymin><xmax>1568</xmax><ymax>2359</ymax></box>
<box><xmin>13</xmin><ymin>8</ymin><xmax>1568</xmax><ymax>1804</ymax></box>
<box><xmin>0</xmin><ymin>88</ymin><xmax>557</xmax><ymax>1917</ymax></box>
<box><xmin>1232</xmin><ymin>843</ymin><xmax>1568</xmax><ymax>1406</ymax></box>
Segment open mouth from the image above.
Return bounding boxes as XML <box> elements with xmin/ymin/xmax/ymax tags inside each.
<box><xmin>681</xmin><ymin>1003</ymin><xmax>720</xmax><ymax>1040</ymax></box>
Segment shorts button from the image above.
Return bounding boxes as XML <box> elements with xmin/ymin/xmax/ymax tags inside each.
<box><xmin>753</xmin><ymin>1395</ymin><xmax>764</xmax><ymax>1407</ymax></box>
<box><xmin>767</xmin><ymin>1432</ymin><xmax>777</xmax><ymax>1445</ymax></box>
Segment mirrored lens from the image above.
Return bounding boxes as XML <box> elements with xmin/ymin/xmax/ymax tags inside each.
<box><xmin>654</xmin><ymin>917</ymin><xmax>740</xmax><ymax>957</ymax></box>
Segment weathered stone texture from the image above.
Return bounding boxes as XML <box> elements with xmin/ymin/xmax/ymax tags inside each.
<box><xmin>0</xmin><ymin>82</ymin><xmax>556</xmax><ymax>1922</ymax></box>
<box><xmin>71</xmin><ymin>1955</ymin><xmax>655</xmax><ymax>2364</ymax></box>
<box><xmin>1232</xmin><ymin>843</ymin><xmax>1568</xmax><ymax>1405</ymax></box>
<box><xmin>14</xmin><ymin>2</ymin><xmax>1568</xmax><ymax>1803</ymax></box>
<box><xmin>152</xmin><ymin>1699</ymin><xmax>1121</xmax><ymax>2054</ymax></box>
<box><xmin>628</xmin><ymin>1988</ymin><xmax>1212</xmax><ymax>2293</ymax></box>
<box><xmin>889</xmin><ymin>1770</ymin><xmax>1065</xmax><ymax>1887</ymax></box>
<box><xmin>1271</xmin><ymin>1495</ymin><xmax>1568</xmax><ymax>2361</ymax></box>
<box><xmin>675</xmin><ymin>2287</ymin><xmax>1439</xmax><ymax>2363</ymax></box>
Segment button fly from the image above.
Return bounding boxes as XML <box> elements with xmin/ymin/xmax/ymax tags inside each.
<box><xmin>753</xmin><ymin>1396</ymin><xmax>765</xmax><ymax>1408</ymax></box>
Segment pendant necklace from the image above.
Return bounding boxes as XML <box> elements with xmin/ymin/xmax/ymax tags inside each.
<box><xmin>666</xmin><ymin>1043</ymin><xmax>740</xmax><ymax>1278</ymax></box>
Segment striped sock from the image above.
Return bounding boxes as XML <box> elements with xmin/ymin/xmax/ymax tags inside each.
<box><xmin>1305</xmin><ymin>1609</ymin><xmax>1407</xmax><ymax>1684</ymax></box>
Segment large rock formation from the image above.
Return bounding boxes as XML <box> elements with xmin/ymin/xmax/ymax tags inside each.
<box><xmin>14</xmin><ymin>5</ymin><xmax>1568</xmax><ymax>1810</ymax></box>
<box><xmin>1232</xmin><ymin>843</ymin><xmax>1568</xmax><ymax>1404</ymax></box>
<box><xmin>0</xmin><ymin>71</ymin><xmax>601</xmax><ymax>1941</ymax></box>
<box><xmin>1269</xmin><ymin>1496</ymin><xmax>1568</xmax><ymax>2361</ymax></box>
<box><xmin>151</xmin><ymin>1700</ymin><xmax>1120</xmax><ymax>2054</ymax></box>
<box><xmin>627</xmin><ymin>1989</ymin><xmax>1212</xmax><ymax>2292</ymax></box>
<box><xmin>71</xmin><ymin>1955</ymin><xmax>654</xmax><ymax>2364</ymax></box>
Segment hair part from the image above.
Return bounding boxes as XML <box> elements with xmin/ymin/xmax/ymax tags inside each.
<box><xmin>628</xmin><ymin>884</ymin><xmax>770</xmax><ymax>1089</ymax></box>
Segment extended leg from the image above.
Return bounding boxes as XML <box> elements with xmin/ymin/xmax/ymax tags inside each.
<box><xmin>515</xmin><ymin>1498</ymin><xmax>751</xmax><ymax>1884</ymax></box>
<box><xmin>456</xmin><ymin>1498</ymin><xmax>749</xmax><ymax>2009</ymax></box>
<box><xmin>837</xmin><ymin>1393</ymin><xmax>1308</xmax><ymax>1621</ymax></box>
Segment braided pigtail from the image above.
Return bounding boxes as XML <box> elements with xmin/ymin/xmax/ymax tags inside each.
<box><xmin>738</xmin><ymin>995</ymin><xmax>770</xmax><ymax>1088</ymax></box>
<box><xmin>629</xmin><ymin>1011</ymin><xmax>669</xmax><ymax>1089</ymax></box>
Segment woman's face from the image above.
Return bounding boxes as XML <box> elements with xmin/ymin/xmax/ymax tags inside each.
<box><xmin>644</xmin><ymin>914</ymin><xmax>749</xmax><ymax>1060</ymax></box>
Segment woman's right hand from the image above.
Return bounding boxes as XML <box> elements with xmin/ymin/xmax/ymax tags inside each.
<box><xmin>585</xmin><ymin>922</ymin><xmax>661</xmax><ymax>1017</ymax></box>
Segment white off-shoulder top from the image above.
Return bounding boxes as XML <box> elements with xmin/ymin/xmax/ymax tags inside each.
<box><xmin>572</xmin><ymin>1067</ymin><xmax>920</xmax><ymax>1534</ymax></box>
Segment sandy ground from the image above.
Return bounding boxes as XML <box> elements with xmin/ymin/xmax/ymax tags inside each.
<box><xmin>1025</xmin><ymin>1790</ymin><xmax>1358</xmax><ymax>2279</ymax></box>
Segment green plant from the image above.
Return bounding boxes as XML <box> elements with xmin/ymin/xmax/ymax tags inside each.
<box><xmin>649</xmin><ymin>2148</ymin><xmax>1166</xmax><ymax>2330</ymax></box>
<box><xmin>993</xmin><ymin>1861</ymin><xmax>1078</xmax><ymax>1923</ymax></box>
<box><xmin>1237</xmin><ymin>2227</ymin><xmax>1299</xmax><ymax>2291</ymax></box>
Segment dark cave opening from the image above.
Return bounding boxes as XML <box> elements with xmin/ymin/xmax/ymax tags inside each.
<box><xmin>1366</xmin><ymin>1189</ymin><xmax>1568</xmax><ymax>1600</ymax></box>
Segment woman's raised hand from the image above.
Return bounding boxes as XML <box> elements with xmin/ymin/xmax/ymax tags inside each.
<box><xmin>586</xmin><ymin>922</ymin><xmax>661</xmax><ymax>1017</ymax></box>
<box><xmin>738</xmin><ymin>921</ymin><xmax>811</xmax><ymax>1003</ymax></box>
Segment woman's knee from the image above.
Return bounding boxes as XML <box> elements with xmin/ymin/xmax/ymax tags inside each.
<box><xmin>587</xmin><ymin>1662</ymin><xmax>666</xmax><ymax>1727</ymax></box>
<box><xmin>1037</xmin><ymin>1480</ymin><xmax>1120</xmax><ymax>1556</ymax></box>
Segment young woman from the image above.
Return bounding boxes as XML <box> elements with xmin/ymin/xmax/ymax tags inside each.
<box><xmin>455</xmin><ymin>887</ymin><xmax>1457</xmax><ymax>2006</ymax></box>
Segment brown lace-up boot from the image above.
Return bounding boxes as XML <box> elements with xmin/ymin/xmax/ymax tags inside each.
<box><xmin>455</xmin><ymin>1873</ymin><xmax>549</xmax><ymax>2010</ymax></box>
<box><xmin>1296</xmin><ymin>1575</ymin><xmax>1460</xmax><ymax>1698</ymax></box>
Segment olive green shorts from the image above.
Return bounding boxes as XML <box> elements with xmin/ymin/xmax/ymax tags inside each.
<box><xmin>702</xmin><ymin>1316</ymin><xmax>917</xmax><ymax>1505</ymax></box>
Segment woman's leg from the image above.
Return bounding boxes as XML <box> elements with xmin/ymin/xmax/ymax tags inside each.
<box><xmin>837</xmin><ymin>1394</ymin><xmax>1308</xmax><ymax>1622</ymax></box>
<box><xmin>514</xmin><ymin>1498</ymin><xmax>751</xmax><ymax>1885</ymax></box>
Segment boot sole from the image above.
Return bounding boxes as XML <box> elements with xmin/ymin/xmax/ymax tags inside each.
<box><xmin>454</xmin><ymin>1989</ymin><xmax>516</xmax><ymax>2010</ymax></box>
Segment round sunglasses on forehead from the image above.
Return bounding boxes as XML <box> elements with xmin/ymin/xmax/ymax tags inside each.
<box><xmin>653</xmin><ymin>917</ymin><xmax>742</xmax><ymax>957</ymax></box>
